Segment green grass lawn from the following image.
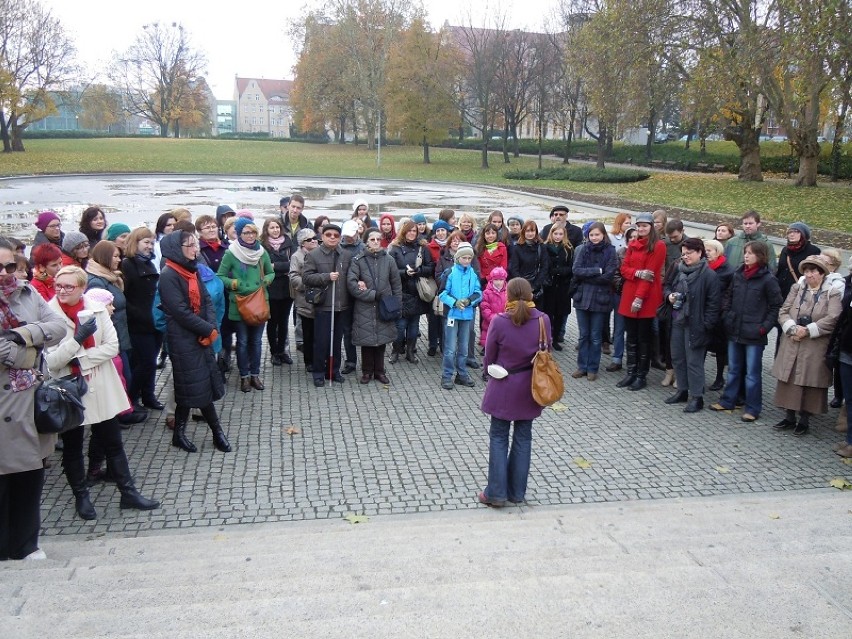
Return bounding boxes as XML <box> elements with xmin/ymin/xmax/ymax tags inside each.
<box><xmin>3</xmin><ymin>138</ymin><xmax>850</xmax><ymax>233</ymax></box>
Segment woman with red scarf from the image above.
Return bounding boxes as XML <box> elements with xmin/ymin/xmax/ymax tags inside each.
<box><xmin>616</xmin><ymin>212</ymin><xmax>666</xmax><ymax>391</ymax></box>
<box><xmin>704</xmin><ymin>239</ymin><xmax>735</xmax><ymax>391</ymax></box>
<box><xmin>46</xmin><ymin>266</ymin><xmax>159</xmax><ymax>520</ymax></box>
<box><xmin>159</xmin><ymin>231</ymin><xmax>230</xmax><ymax>454</ymax></box>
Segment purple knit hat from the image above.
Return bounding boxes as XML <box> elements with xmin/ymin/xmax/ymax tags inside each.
<box><xmin>35</xmin><ymin>210</ymin><xmax>60</xmax><ymax>232</ymax></box>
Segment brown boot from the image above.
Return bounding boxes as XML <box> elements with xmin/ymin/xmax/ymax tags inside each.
<box><xmin>661</xmin><ymin>369</ymin><xmax>675</xmax><ymax>386</ymax></box>
<box><xmin>250</xmin><ymin>376</ymin><xmax>265</xmax><ymax>390</ymax></box>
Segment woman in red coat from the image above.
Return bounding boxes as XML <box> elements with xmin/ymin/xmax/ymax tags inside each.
<box><xmin>475</xmin><ymin>223</ymin><xmax>508</xmax><ymax>286</ymax></box>
<box><xmin>616</xmin><ymin>212</ymin><xmax>666</xmax><ymax>391</ymax></box>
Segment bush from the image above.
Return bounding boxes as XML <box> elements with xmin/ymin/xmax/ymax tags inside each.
<box><xmin>504</xmin><ymin>166</ymin><xmax>650</xmax><ymax>183</ymax></box>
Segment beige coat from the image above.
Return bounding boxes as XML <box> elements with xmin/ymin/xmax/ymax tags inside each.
<box><xmin>772</xmin><ymin>280</ymin><xmax>842</xmax><ymax>389</ymax></box>
<box><xmin>288</xmin><ymin>248</ymin><xmax>315</xmax><ymax>319</ymax></box>
<box><xmin>45</xmin><ymin>298</ymin><xmax>130</xmax><ymax>425</ymax></box>
<box><xmin>0</xmin><ymin>283</ymin><xmax>66</xmax><ymax>475</ymax></box>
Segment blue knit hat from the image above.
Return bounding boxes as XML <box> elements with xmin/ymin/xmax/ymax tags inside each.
<box><xmin>234</xmin><ymin>217</ymin><xmax>253</xmax><ymax>237</ymax></box>
<box><xmin>432</xmin><ymin>220</ymin><xmax>452</xmax><ymax>234</ymax></box>
<box><xmin>787</xmin><ymin>221</ymin><xmax>811</xmax><ymax>241</ymax></box>
<box><xmin>106</xmin><ymin>223</ymin><xmax>131</xmax><ymax>241</ymax></box>
<box><xmin>412</xmin><ymin>213</ymin><xmax>427</xmax><ymax>224</ymax></box>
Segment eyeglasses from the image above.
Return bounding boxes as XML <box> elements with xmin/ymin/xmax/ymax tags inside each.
<box><xmin>54</xmin><ymin>284</ymin><xmax>79</xmax><ymax>292</ymax></box>
<box><xmin>200</xmin><ymin>224</ymin><xmax>217</xmax><ymax>231</ymax></box>
<box><xmin>46</xmin><ymin>222</ymin><xmax>61</xmax><ymax>229</ymax></box>
<box><xmin>323</xmin><ymin>233</ymin><xmax>340</xmax><ymax>239</ymax></box>
<box><xmin>1</xmin><ymin>261</ymin><xmax>17</xmax><ymax>274</ymax></box>
<box><xmin>366</xmin><ymin>237</ymin><xmax>382</xmax><ymax>243</ymax></box>
<box><xmin>241</xmin><ymin>230</ymin><xmax>257</xmax><ymax>236</ymax></box>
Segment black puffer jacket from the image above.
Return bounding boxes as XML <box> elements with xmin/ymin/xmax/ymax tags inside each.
<box><xmin>264</xmin><ymin>237</ymin><xmax>295</xmax><ymax>301</ymax></box>
<box><xmin>158</xmin><ymin>233</ymin><xmax>224</xmax><ymax>407</ymax></box>
<box><xmin>86</xmin><ymin>274</ymin><xmax>131</xmax><ymax>352</ymax></box>
<box><xmin>389</xmin><ymin>240</ymin><xmax>434</xmax><ymax>316</ymax></box>
<box><xmin>121</xmin><ymin>255</ymin><xmax>159</xmax><ymax>334</ymax></box>
<box><xmin>723</xmin><ymin>264</ymin><xmax>783</xmax><ymax>346</ymax></box>
<box><xmin>775</xmin><ymin>242</ymin><xmax>821</xmax><ymax>299</ymax></box>
<box><xmin>508</xmin><ymin>241</ymin><xmax>550</xmax><ymax>294</ymax></box>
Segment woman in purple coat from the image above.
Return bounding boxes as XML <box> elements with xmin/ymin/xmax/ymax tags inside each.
<box><xmin>478</xmin><ymin>278</ymin><xmax>551</xmax><ymax>507</ymax></box>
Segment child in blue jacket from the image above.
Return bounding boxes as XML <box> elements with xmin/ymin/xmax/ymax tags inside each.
<box><xmin>438</xmin><ymin>242</ymin><xmax>482</xmax><ymax>389</ymax></box>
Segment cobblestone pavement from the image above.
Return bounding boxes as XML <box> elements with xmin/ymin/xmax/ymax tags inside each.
<box><xmin>39</xmin><ymin>317</ymin><xmax>850</xmax><ymax>537</ymax></box>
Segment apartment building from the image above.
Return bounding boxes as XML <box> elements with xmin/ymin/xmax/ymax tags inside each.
<box><xmin>234</xmin><ymin>77</ymin><xmax>294</xmax><ymax>138</ymax></box>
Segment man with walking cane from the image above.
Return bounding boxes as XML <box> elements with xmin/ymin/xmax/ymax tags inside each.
<box><xmin>303</xmin><ymin>223</ymin><xmax>352</xmax><ymax>387</ymax></box>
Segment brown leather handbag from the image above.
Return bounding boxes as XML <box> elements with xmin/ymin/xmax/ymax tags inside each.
<box><xmin>531</xmin><ymin>316</ymin><xmax>564</xmax><ymax>407</ymax></box>
<box><xmin>236</xmin><ymin>261</ymin><xmax>271</xmax><ymax>326</ymax></box>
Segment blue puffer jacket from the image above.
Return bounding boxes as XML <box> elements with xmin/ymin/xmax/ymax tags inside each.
<box><xmin>571</xmin><ymin>241</ymin><xmax>618</xmax><ymax>313</ymax></box>
<box><xmin>439</xmin><ymin>263</ymin><xmax>482</xmax><ymax>320</ymax></box>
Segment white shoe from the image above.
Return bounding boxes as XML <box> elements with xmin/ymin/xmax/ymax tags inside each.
<box><xmin>23</xmin><ymin>548</ymin><xmax>47</xmax><ymax>561</ymax></box>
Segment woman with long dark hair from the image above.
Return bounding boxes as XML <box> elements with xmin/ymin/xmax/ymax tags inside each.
<box><xmin>261</xmin><ymin>217</ymin><xmax>295</xmax><ymax>366</ymax></box>
<box><xmin>388</xmin><ymin>220</ymin><xmax>434</xmax><ymax>364</ymax></box>
<box><xmin>79</xmin><ymin>206</ymin><xmax>107</xmax><ymax>245</ymax></box>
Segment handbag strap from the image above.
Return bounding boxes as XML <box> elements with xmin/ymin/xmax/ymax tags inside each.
<box><xmin>538</xmin><ymin>316</ymin><xmax>547</xmax><ymax>351</ymax></box>
<box><xmin>415</xmin><ymin>246</ymin><xmax>423</xmax><ymax>269</ymax></box>
<box><xmin>362</xmin><ymin>255</ymin><xmax>379</xmax><ymax>292</ymax></box>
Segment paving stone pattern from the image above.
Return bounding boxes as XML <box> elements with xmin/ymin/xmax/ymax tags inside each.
<box><xmin>39</xmin><ymin>318</ymin><xmax>848</xmax><ymax>537</ymax></box>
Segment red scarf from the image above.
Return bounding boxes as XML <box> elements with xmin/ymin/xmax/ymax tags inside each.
<box><xmin>165</xmin><ymin>259</ymin><xmax>201</xmax><ymax>313</ymax></box>
<box><xmin>743</xmin><ymin>263</ymin><xmax>760</xmax><ymax>279</ymax></box>
<box><xmin>708</xmin><ymin>255</ymin><xmax>726</xmax><ymax>271</ymax></box>
<box><xmin>204</xmin><ymin>239</ymin><xmax>221</xmax><ymax>252</ymax></box>
<box><xmin>58</xmin><ymin>299</ymin><xmax>96</xmax><ymax>349</ymax></box>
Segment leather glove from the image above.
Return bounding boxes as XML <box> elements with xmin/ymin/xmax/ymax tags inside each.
<box><xmin>630</xmin><ymin>297</ymin><xmax>643</xmax><ymax>313</ymax></box>
<box><xmin>74</xmin><ymin>317</ymin><xmax>98</xmax><ymax>344</ymax></box>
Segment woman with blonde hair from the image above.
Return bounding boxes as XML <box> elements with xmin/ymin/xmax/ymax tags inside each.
<box><xmin>457</xmin><ymin>212</ymin><xmax>477</xmax><ymax>244</ymax></box>
<box><xmin>542</xmin><ymin>222</ymin><xmax>574</xmax><ymax>350</ymax></box>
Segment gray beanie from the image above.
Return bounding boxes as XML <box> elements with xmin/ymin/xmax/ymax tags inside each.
<box><xmin>634</xmin><ymin>212</ymin><xmax>654</xmax><ymax>226</ymax></box>
<box><xmin>62</xmin><ymin>231</ymin><xmax>88</xmax><ymax>253</ymax></box>
<box><xmin>455</xmin><ymin>242</ymin><xmax>475</xmax><ymax>263</ymax></box>
<box><xmin>787</xmin><ymin>221</ymin><xmax>811</xmax><ymax>241</ymax></box>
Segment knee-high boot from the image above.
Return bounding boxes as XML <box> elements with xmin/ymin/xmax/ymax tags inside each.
<box><xmin>389</xmin><ymin>341</ymin><xmax>403</xmax><ymax>364</ymax></box>
<box><xmin>171</xmin><ymin>408</ymin><xmax>197</xmax><ymax>453</ymax></box>
<box><xmin>107</xmin><ymin>452</ymin><xmax>160</xmax><ymax>511</ymax></box>
<box><xmin>616</xmin><ymin>341</ymin><xmax>638</xmax><ymax>388</ymax></box>
<box><xmin>64</xmin><ymin>455</ymin><xmax>96</xmax><ymax>520</ymax></box>
<box><xmin>629</xmin><ymin>342</ymin><xmax>650</xmax><ymax>391</ymax></box>
<box><xmin>405</xmin><ymin>339</ymin><xmax>419</xmax><ymax>364</ymax></box>
<box><xmin>200</xmin><ymin>404</ymin><xmax>232</xmax><ymax>452</ymax></box>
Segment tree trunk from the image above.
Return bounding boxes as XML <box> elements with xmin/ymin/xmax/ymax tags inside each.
<box><xmin>605</xmin><ymin>130</ymin><xmax>613</xmax><ymax>156</ymax></box>
<box><xmin>512</xmin><ymin>122</ymin><xmax>520</xmax><ymax>158</ymax></box>
<box><xmin>159</xmin><ymin>122</ymin><xmax>168</xmax><ymax>137</ymax></box>
<box><xmin>10</xmin><ymin>121</ymin><xmax>25</xmax><ymax>151</ymax></box>
<box><xmin>645</xmin><ymin>108</ymin><xmax>656</xmax><ymax>160</ymax></box>
<box><xmin>596</xmin><ymin>125</ymin><xmax>607</xmax><ymax>169</ymax></box>
<box><xmin>794</xmin><ymin>139</ymin><xmax>820</xmax><ymax>187</ymax></box>
<box><xmin>725</xmin><ymin>124</ymin><xmax>763</xmax><ymax>181</ymax></box>
<box><xmin>538</xmin><ymin>117</ymin><xmax>544</xmax><ymax>170</ymax></box>
<box><xmin>423</xmin><ymin>136</ymin><xmax>430</xmax><ymax>164</ymax></box>
<box><xmin>173</xmin><ymin>121</ymin><xmax>181</xmax><ymax>139</ymax></box>
<box><xmin>481</xmin><ymin>137</ymin><xmax>489</xmax><ymax>169</ymax></box>
<box><xmin>830</xmin><ymin>97</ymin><xmax>849</xmax><ymax>182</ymax></box>
<box><xmin>562</xmin><ymin>108</ymin><xmax>576</xmax><ymax>165</ymax></box>
<box><xmin>0</xmin><ymin>111</ymin><xmax>11</xmax><ymax>152</ymax></box>
<box><xmin>502</xmin><ymin>130</ymin><xmax>510</xmax><ymax>164</ymax></box>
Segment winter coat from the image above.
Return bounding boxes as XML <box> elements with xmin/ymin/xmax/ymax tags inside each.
<box><xmin>481</xmin><ymin>308</ymin><xmax>550</xmax><ymax>421</ymax></box>
<box><xmin>776</xmin><ymin>242</ymin><xmax>821</xmax><ymax>299</ymax></box>
<box><xmin>32</xmin><ymin>230</ymin><xmax>64</xmax><ymax>248</ymax></box>
<box><xmin>427</xmin><ymin>238</ymin><xmax>445</xmax><ymax>264</ymax></box>
<box><xmin>439</xmin><ymin>263</ymin><xmax>482</xmax><ymax>321</ymax></box>
<box><xmin>618</xmin><ymin>238</ymin><xmax>666</xmax><ymax>318</ymax></box>
<box><xmin>725</xmin><ymin>231</ymin><xmax>778</xmax><ymax>271</ymax></box>
<box><xmin>541</xmin><ymin>243</ymin><xmax>574</xmax><ymax>317</ymax></box>
<box><xmin>264</xmin><ymin>237</ymin><xmax>295</xmax><ymax>301</ymax></box>
<box><xmin>288</xmin><ymin>248</ymin><xmax>315</xmax><ymax>319</ymax></box>
<box><xmin>540</xmin><ymin>222</ymin><xmax>583</xmax><ymax>248</ymax></box>
<box><xmin>722</xmin><ymin>265</ymin><xmax>783</xmax><ymax>346</ymax></box>
<box><xmin>217</xmin><ymin>247</ymin><xmax>274</xmax><ymax>322</ymax></box>
<box><xmin>662</xmin><ymin>260</ymin><xmax>721</xmax><ymax>349</ymax></box>
<box><xmin>389</xmin><ymin>241</ymin><xmax>434</xmax><ymax>316</ymax></box>
<box><xmin>281</xmin><ymin>213</ymin><xmax>311</xmax><ymax>240</ymax></box>
<box><xmin>45</xmin><ymin>299</ymin><xmax>131</xmax><ymax>425</ymax></box>
<box><xmin>772</xmin><ymin>279</ymin><xmax>842</xmax><ymax>389</ymax></box>
<box><xmin>0</xmin><ymin>284</ymin><xmax>65</xmax><ymax>475</ymax></box>
<box><xmin>479</xmin><ymin>282</ymin><xmax>508</xmax><ymax>346</ymax></box>
<box><xmin>198</xmin><ymin>239</ymin><xmax>228</xmax><ymax>274</ymax></box>
<box><xmin>571</xmin><ymin>241</ymin><xmax>617</xmax><ymax>313</ymax></box>
<box><xmin>508</xmin><ymin>241</ymin><xmax>550</xmax><ymax>294</ymax></box>
<box><xmin>346</xmin><ymin>249</ymin><xmax>402</xmax><ymax>347</ymax></box>
<box><xmin>121</xmin><ymin>255</ymin><xmax>159</xmax><ymax>335</ymax></box>
<box><xmin>158</xmin><ymin>233</ymin><xmax>224</xmax><ymax>407</ymax></box>
<box><xmin>477</xmin><ymin>242</ymin><xmax>508</xmax><ymax>284</ymax></box>
<box><xmin>86</xmin><ymin>272</ymin><xmax>131</xmax><ymax>353</ymax></box>
<box><xmin>303</xmin><ymin>244</ymin><xmax>353</xmax><ymax>312</ymax></box>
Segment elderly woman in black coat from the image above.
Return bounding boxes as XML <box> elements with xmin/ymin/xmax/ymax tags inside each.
<box><xmin>347</xmin><ymin>228</ymin><xmax>403</xmax><ymax>384</ymax></box>
<box><xmin>661</xmin><ymin>237</ymin><xmax>720</xmax><ymax>413</ymax></box>
<box><xmin>158</xmin><ymin>232</ymin><xmax>230</xmax><ymax>454</ymax></box>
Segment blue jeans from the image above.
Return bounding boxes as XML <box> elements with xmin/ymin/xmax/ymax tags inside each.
<box><xmin>442</xmin><ymin>318</ymin><xmax>470</xmax><ymax>380</ymax></box>
<box><xmin>576</xmin><ymin>309</ymin><xmax>606</xmax><ymax>373</ymax></box>
<box><xmin>396</xmin><ymin>314</ymin><xmax>420</xmax><ymax>343</ymax></box>
<box><xmin>235</xmin><ymin>320</ymin><xmax>264</xmax><ymax>377</ymax></box>
<box><xmin>720</xmin><ymin>341</ymin><xmax>765</xmax><ymax>416</ymax></box>
<box><xmin>485</xmin><ymin>417</ymin><xmax>533</xmax><ymax>502</ymax></box>
<box><xmin>839</xmin><ymin>361</ymin><xmax>852</xmax><ymax>444</ymax></box>
<box><xmin>612</xmin><ymin>295</ymin><xmax>625</xmax><ymax>362</ymax></box>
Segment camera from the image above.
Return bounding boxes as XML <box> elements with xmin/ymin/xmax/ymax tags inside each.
<box><xmin>672</xmin><ymin>292</ymin><xmax>685</xmax><ymax>310</ymax></box>
<box><xmin>797</xmin><ymin>315</ymin><xmax>812</xmax><ymax>326</ymax></box>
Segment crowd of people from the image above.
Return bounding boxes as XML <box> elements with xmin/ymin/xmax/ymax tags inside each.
<box><xmin>2</xmin><ymin>197</ymin><xmax>850</xmax><ymax>559</ymax></box>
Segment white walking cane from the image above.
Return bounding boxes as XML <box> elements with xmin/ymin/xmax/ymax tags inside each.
<box><xmin>328</xmin><ymin>275</ymin><xmax>337</xmax><ymax>382</ymax></box>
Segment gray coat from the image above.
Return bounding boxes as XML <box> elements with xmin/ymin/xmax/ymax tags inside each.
<box><xmin>346</xmin><ymin>249</ymin><xmax>402</xmax><ymax>347</ymax></box>
<box><xmin>303</xmin><ymin>244</ymin><xmax>352</xmax><ymax>312</ymax></box>
<box><xmin>289</xmin><ymin>248</ymin><xmax>314</xmax><ymax>319</ymax></box>
<box><xmin>0</xmin><ymin>283</ymin><xmax>66</xmax><ymax>475</ymax></box>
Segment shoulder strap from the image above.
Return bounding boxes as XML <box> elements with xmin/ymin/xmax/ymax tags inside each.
<box><xmin>786</xmin><ymin>255</ymin><xmax>797</xmax><ymax>281</ymax></box>
<box><xmin>537</xmin><ymin>315</ymin><xmax>547</xmax><ymax>350</ymax></box>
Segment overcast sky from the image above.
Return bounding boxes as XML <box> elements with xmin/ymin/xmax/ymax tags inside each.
<box><xmin>43</xmin><ymin>0</ymin><xmax>559</xmax><ymax>100</ymax></box>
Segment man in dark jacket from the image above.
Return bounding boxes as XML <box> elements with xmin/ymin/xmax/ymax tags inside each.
<box><xmin>339</xmin><ymin>220</ymin><xmax>364</xmax><ymax>373</ymax></box>
<box><xmin>281</xmin><ymin>194</ymin><xmax>311</xmax><ymax>240</ymax></box>
<box><xmin>540</xmin><ymin>205</ymin><xmax>583</xmax><ymax>248</ymax></box>
<box><xmin>302</xmin><ymin>224</ymin><xmax>352</xmax><ymax>386</ymax></box>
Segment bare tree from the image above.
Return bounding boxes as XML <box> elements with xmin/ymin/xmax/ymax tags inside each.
<box><xmin>0</xmin><ymin>0</ymin><xmax>76</xmax><ymax>151</ymax></box>
<box><xmin>495</xmin><ymin>28</ymin><xmax>536</xmax><ymax>161</ymax></box>
<box><xmin>110</xmin><ymin>22</ymin><xmax>206</xmax><ymax>138</ymax></box>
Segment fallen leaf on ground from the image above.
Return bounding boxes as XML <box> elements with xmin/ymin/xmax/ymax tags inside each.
<box><xmin>344</xmin><ymin>513</ymin><xmax>369</xmax><ymax>524</ymax></box>
<box><xmin>768</xmin><ymin>513</ymin><xmax>781</xmax><ymax>520</ymax></box>
<box><xmin>829</xmin><ymin>478</ymin><xmax>852</xmax><ymax>490</ymax></box>
<box><xmin>549</xmin><ymin>402</ymin><xmax>567</xmax><ymax>411</ymax></box>
<box><xmin>841</xmin><ymin>458</ymin><xmax>852</xmax><ymax>466</ymax></box>
<box><xmin>573</xmin><ymin>457</ymin><xmax>592</xmax><ymax>469</ymax></box>
<box><xmin>285</xmin><ymin>426</ymin><xmax>301</xmax><ymax>435</ymax></box>
<box><xmin>715</xmin><ymin>466</ymin><xmax>730</xmax><ymax>474</ymax></box>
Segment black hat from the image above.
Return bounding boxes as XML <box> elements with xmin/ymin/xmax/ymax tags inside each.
<box><xmin>550</xmin><ymin>205</ymin><xmax>570</xmax><ymax>216</ymax></box>
<box><xmin>321</xmin><ymin>223</ymin><xmax>342</xmax><ymax>235</ymax></box>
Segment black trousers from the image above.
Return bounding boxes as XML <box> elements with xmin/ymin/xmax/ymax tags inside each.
<box><xmin>0</xmin><ymin>467</ymin><xmax>45</xmax><ymax>560</ymax></box>
<box><xmin>129</xmin><ymin>331</ymin><xmax>163</xmax><ymax>403</ymax></box>
<box><xmin>63</xmin><ymin>418</ymin><xmax>125</xmax><ymax>479</ymax></box>
<box><xmin>267</xmin><ymin>297</ymin><xmax>294</xmax><ymax>356</ymax></box>
<box><xmin>341</xmin><ymin>306</ymin><xmax>357</xmax><ymax>365</ymax></box>
<box><xmin>361</xmin><ymin>345</ymin><xmax>387</xmax><ymax>375</ymax></box>
<box><xmin>313</xmin><ymin>310</ymin><xmax>342</xmax><ymax>380</ymax></box>
<box><xmin>300</xmin><ymin>315</ymin><xmax>315</xmax><ymax>367</ymax></box>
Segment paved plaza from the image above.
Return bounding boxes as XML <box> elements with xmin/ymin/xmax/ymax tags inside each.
<box><xmin>38</xmin><ymin>318</ymin><xmax>851</xmax><ymax>537</ymax></box>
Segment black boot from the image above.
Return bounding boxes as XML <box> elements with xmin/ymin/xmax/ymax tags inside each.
<box><xmin>709</xmin><ymin>363</ymin><xmax>725</xmax><ymax>391</ymax></box>
<box><xmin>171</xmin><ymin>410</ymin><xmax>197</xmax><ymax>453</ymax></box>
<box><xmin>201</xmin><ymin>404</ymin><xmax>232</xmax><ymax>453</ymax></box>
<box><xmin>389</xmin><ymin>341</ymin><xmax>403</xmax><ymax>364</ymax></box>
<box><xmin>405</xmin><ymin>339</ymin><xmax>419</xmax><ymax>364</ymax></box>
<box><xmin>65</xmin><ymin>456</ymin><xmax>97</xmax><ymax>520</ymax></box>
<box><xmin>108</xmin><ymin>452</ymin><xmax>160</xmax><ymax>511</ymax></box>
<box><xmin>628</xmin><ymin>343</ymin><xmax>650</xmax><ymax>391</ymax></box>
<box><xmin>616</xmin><ymin>341</ymin><xmax>638</xmax><ymax>388</ymax></box>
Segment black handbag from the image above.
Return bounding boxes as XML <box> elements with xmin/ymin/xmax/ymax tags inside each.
<box><xmin>34</xmin><ymin>355</ymin><xmax>88</xmax><ymax>434</ymax></box>
<box><xmin>304</xmin><ymin>286</ymin><xmax>328</xmax><ymax>305</ymax></box>
<box><xmin>363</xmin><ymin>255</ymin><xmax>401</xmax><ymax>321</ymax></box>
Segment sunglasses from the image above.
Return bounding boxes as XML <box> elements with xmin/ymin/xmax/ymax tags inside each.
<box><xmin>302</xmin><ymin>237</ymin><xmax>318</xmax><ymax>243</ymax></box>
<box><xmin>1</xmin><ymin>261</ymin><xmax>17</xmax><ymax>274</ymax></box>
